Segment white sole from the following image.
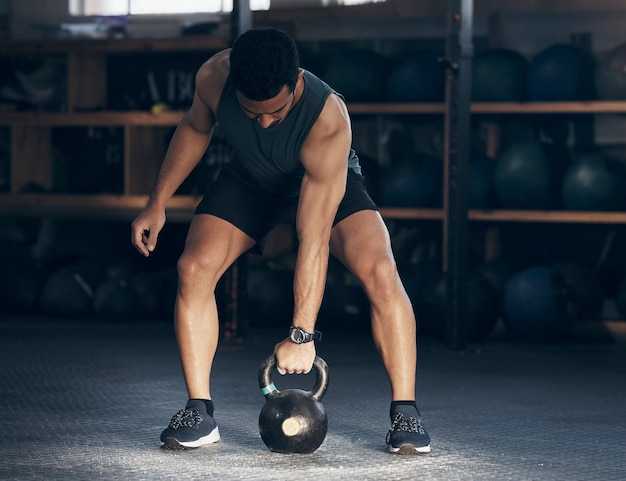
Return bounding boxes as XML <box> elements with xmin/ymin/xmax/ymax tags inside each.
<box><xmin>161</xmin><ymin>427</ymin><xmax>221</xmax><ymax>449</ymax></box>
<box><xmin>388</xmin><ymin>443</ymin><xmax>431</xmax><ymax>454</ymax></box>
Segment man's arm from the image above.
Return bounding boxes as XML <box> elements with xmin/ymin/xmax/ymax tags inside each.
<box><xmin>131</xmin><ymin>59</ymin><xmax>223</xmax><ymax>256</ymax></box>
<box><xmin>274</xmin><ymin>93</ymin><xmax>352</xmax><ymax>374</ymax></box>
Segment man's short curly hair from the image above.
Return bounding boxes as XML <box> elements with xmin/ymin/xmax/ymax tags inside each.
<box><xmin>230</xmin><ymin>28</ymin><xmax>300</xmax><ymax>101</ymax></box>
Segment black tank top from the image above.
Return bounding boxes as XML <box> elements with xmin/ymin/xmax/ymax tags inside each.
<box><xmin>216</xmin><ymin>69</ymin><xmax>361</xmax><ymax>200</ymax></box>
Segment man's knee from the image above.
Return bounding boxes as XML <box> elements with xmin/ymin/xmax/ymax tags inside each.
<box><xmin>362</xmin><ymin>257</ymin><xmax>402</xmax><ymax>300</ymax></box>
<box><xmin>177</xmin><ymin>252</ymin><xmax>221</xmax><ymax>290</ymax></box>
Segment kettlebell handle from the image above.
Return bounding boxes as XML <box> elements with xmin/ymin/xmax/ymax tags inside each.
<box><xmin>258</xmin><ymin>355</ymin><xmax>329</xmax><ymax>402</ymax></box>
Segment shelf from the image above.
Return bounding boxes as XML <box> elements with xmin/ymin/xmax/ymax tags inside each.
<box><xmin>3</xmin><ymin>195</ymin><xmax>625</xmax><ymax>225</ymax></box>
<box><xmin>349</xmin><ymin>103</ymin><xmax>446</xmax><ymax>115</ymax></box>
<box><xmin>0</xmin><ymin>193</ymin><xmax>200</xmax><ymax>222</ymax></box>
<box><xmin>469</xmin><ymin>209</ymin><xmax>626</xmax><ymax>224</ymax></box>
<box><xmin>0</xmin><ymin>194</ymin><xmax>445</xmax><ymax>222</ymax></box>
<box><xmin>0</xmin><ymin>35</ymin><xmax>229</xmax><ymax>55</ymax></box>
<box><xmin>349</xmin><ymin>101</ymin><xmax>626</xmax><ymax>115</ymax></box>
<box><xmin>471</xmin><ymin>101</ymin><xmax>626</xmax><ymax>114</ymax></box>
<box><xmin>0</xmin><ymin>111</ymin><xmax>185</xmax><ymax>126</ymax></box>
<box><xmin>2</xmin><ymin>101</ymin><xmax>625</xmax><ymax>127</ymax></box>
<box><xmin>379</xmin><ymin>207</ymin><xmax>444</xmax><ymax>220</ymax></box>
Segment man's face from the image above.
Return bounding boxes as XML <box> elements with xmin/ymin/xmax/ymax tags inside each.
<box><xmin>236</xmin><ymin>84</ymin><xmax>296</xmax><ymax>129</ymax></box>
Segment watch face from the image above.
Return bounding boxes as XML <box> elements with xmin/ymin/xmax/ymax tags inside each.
<box><xmin>291</xmin><ymin>328</ymin><xmax>305</xmax><ymax>343</ymax></box>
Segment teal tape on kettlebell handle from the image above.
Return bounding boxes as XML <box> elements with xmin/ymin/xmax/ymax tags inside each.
<box><xmin>261</xmin><ymin>383</ymin><xmax>277</xmax><ymax>396</ymax></box>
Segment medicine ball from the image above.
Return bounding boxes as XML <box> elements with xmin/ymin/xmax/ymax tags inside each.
<box><xmin>503</xmin><ymin>266</ymin><xmax>577</xmax><ymax>342</ymax></box>
<box><xmin>494</xmin><ymin>141</ymin><xmax>552</xmax><ymax>209</ymax></box>
<box><xmin>527</xmin><ymin>44</ymin><xmax>595</xmax><ymax>101</ymax></box>
<box><xmin>379</xmin><ymin>154</ymin><xmax>443</xmax><ymax>208</ymax></box>
<box><xmin>323</xmin><ymin>49</ymin><xmax>389</xmax><ymax>102</ymax></box>
<box><xmin>561</xmin><ymin>153</ymin><xmax>626</xmax><ymax>211</ymax></box>
<box><xmin>387</xmin><ymin>51</ymin><xmax>445</xmax><ymax>102</ymax></box>
<box><xmin>472</xmin><ymin>49</ymin><xmax>528</xmax><ymax>102</ymax></box>
<box><xmin>595</xmin><ymin>42</ymin><xmax>626</xmax><ymax>100</ymax></box>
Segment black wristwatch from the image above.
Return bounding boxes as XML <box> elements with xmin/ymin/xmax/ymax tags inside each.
<box><xmin>289</xmin><ymin>326</ymin><xmax>322</xmax><ymax>344</ymax></box>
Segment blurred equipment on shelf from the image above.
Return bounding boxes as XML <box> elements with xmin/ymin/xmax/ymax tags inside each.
<box><xmin>472</xmin><ymin>49</ymin><xmax>528</xmax><ymax>102</ymax></box>
<box><xmin>503</xmin><ymin>266</ymin><xmax>577</xmax><ymax>342</ymax></box>
<box><xmin>494</xmin><ymin>141</ymin><xmax>553</xmax><ymax>209</ymax></box>
<box><xmin>561</xmin><ymin>153</ymin><xmax>626</xmax><ymax>211</ymax></box>
<box><xmin>387</xmin><ymin>51</ymin><xmax>445</xmax><ymax>102</ymax></box>
<box><xmin>527</xmin><ymin>43</ymin><xmax>595</xmax><ymax>101</ymax></box>
<box><xmin>322</xmin><ymin>48</ymin><xmax>389</xmax><ymax>102</ymax></box>
<box><xmin>595</xmin><ymin>42</ymin><xmax>626</xmax><ymax>100</ymax></box>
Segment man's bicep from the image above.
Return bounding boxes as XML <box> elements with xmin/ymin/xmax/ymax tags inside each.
<box><xmin>185</xmin><ymin>90</ymin><xmax>216</xmax><ymax>133</ymax></box>
<box><xmin>297</xmin><ymin>158</ymin><xmax>347</xmax><ymax>242</ymax></box>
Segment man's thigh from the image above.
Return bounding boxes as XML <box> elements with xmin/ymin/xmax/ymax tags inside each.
<box><xmin>330</xmin><ymin>209</ymin><xmax>395</xmax><ymax>278</ymax></box>
<box><xmin>181</xmin><ymin>213</ymin><xmax>257</xmax><ymax>280</ymax></box>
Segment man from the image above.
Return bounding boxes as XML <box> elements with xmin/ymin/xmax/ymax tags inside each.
<box><xmin>131</xmin><ymin>27</ymin><xmax>430</xmax><ymax>454</ymax></box>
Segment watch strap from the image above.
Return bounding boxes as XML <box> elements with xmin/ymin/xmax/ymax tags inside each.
<box><xmin>289</xmin><ymin>326</ymin><xmax>322</xmax><ymax>343</ymax></box>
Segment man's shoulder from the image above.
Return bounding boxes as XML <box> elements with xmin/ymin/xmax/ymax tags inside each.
<box><xmin>198</xmin><ymin>49</ymin><xmax>230</xmax><ymax>83</ymax></box>
<box><xmin>196</xmin><ymin>49</ymin><xmax>231</xmax><ymax>111</ymax></box>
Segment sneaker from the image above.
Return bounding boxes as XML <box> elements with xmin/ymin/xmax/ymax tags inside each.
<box><xmin>160</xmin><ymin>399</ymin><xmax>220</xmax><ymax>449</ymax></box>
<box><xmin>386</xmin><ymin>412</ymin><xmax>431</xmax><ymax>454</ymax></box>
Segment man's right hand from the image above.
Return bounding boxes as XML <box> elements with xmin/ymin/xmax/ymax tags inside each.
<box><xmin>131</xmin><ymin>205</ymin><xmax>166</xmax><ymax>257</ymax></box>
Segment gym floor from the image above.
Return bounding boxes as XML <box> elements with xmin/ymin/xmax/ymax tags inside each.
<box><xmin>1</xmin><ymin>317</ymin><xmax>625</xmax><ymax>481</ymax></box>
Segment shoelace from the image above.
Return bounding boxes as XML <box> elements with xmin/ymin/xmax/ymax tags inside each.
<box><xmin>386</xmin><ymin>413</ymin><xmax>426</xmax><ymax>443</ymax></box>
<box><xmin>169</xmin><ymin>409</ymin><xmax>203</xmax><ymax>430</ymax></box>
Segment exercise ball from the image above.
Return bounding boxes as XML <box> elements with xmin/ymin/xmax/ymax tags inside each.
<box><xmin>494</xmin><ymin>141</ymin><xmax>552</xmax><ymax>209</ymax></box>
<box><xmin>387</xmin><ymin>51</ymin><xmax>445</xmax><ymax>102</ymax></box>
<box><xmin>595</xmin><ymin>42</ymin><xmax>626</xmax><ymax>100</ymax></box>
<box><xmin>503</xmin><ymin>266</ymin><xmax>576</xmax><ymax>341</ymax></box>
<box><xmin>323</xmin><ymin>49</ymin><xmax>389</xmax><ymax>102</ymax></box>
<box><xmin>379</xmin><ymin>154</ymin><xmax>443</xmax><ymax>208</ymax></box>
<box><xmin>416</xmin><ymin>271</ymin><xmax>500</xmax><ymax>342</ymax></box>
<box><xmin>472</xmin><ymin>49</ymin><xmax>528</xmax><ymax>101</ymax></box>
<box><xmin>561</xmin><ymin>153</ymin><xmax>626</xmax><ymax>211</ymax></box>
<box><xmin>527</xmin><ymin>44</ymin><xmax>595</xmax><ymax>101</ymax></box>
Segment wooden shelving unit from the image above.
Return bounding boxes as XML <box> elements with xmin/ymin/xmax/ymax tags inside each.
<box><xmin>1</xmin><ymin>2</ymin><xmax>626</xmax><ymax>225</ymax></box>
<box><xmin>2</xmin><ymin>100</ymin><xmax>626</xmax><ymax>222</ymax></box>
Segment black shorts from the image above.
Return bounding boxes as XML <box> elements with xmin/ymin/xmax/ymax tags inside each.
<box><xmin>195</xmin><ymin>167</ymin><xmax>378</xmax><ymax>254</ymax></box>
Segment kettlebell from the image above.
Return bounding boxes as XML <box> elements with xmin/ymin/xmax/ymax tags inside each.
<box><xmin>258</xmin><ymin>355</ymin><xmax>329</xmax><ymax>454</ymax></box>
